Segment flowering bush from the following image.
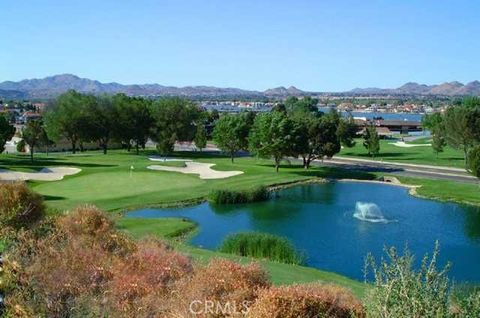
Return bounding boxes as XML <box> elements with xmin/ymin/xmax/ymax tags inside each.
<box><xmin>247</xmin><ymin>284</ymin><xmax>364</xmax><ymax>318</ymax></box>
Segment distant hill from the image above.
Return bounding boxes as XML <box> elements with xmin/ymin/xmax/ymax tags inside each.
<box><xmin>0</xmin><ymin>74</ymin><xmax>479</xmax><ymax>99</ymax></box>
<box><xmin>0</xmin><ymin>89</ymin><xmax>27</xmax><ymax>100</ymax></box>
<box><xmin>0</xmin><ymin>74</ymin><xmax>264</xmax><ymax>99</ymax></box>
<box><xmin>264</xmin><ymin>86</ymin><xmax>305</xmax><ymax>97</ymax></box>
<box><xmin>348</xmin><ymin>81</ymin><xmax>480</xmax><ymax>96</ymax></box>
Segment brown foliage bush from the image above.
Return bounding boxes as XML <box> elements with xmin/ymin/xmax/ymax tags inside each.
<box><xmin>0</xmin><ymin>182</ymin><xmax>45</xmax><ymax>229</ymax></box>
<box><xmin>56</xmin><ymin>205</ymin><xmax>134</xmax><ymax>254</ymax></box>
<box><xmin>169</xmin><ymin>258</ymin><xmax>270</xmax><ymax>317</ymax></box>
<box><xmin>3</xmin><ymin>206</ymin><xmax>135</xmax><ymax>316</ymax></box>
<box><xmin>247</xmin><ymin>284</ymin><xmax>365</xmax><ymax>318</ymax></box>
<box><xmin>3</xmin><ymin>204</ymin><xmax>364</xmax><ymax>318</ymax></box>
<box><xmin>105</xmin><ymin>239</ymin><xmax>193</xmax><ymax>317</ymax></box>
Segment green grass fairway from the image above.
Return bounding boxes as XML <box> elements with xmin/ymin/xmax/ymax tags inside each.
<box><xmin>116</xmin><ymin>217</ymin><xmax>197</xmax><ymax>239</ymax></box>
<box><xmin>340</xmin><ymin>138</ymin><xmax>465</xmax><ymax>167</ymax></box>
<box><xmin>1</xmin><ymin>150</ymin><xmax>374</xmax><ymax>211</ymax></box>
<box><xmin>397</xmin><ymin>176</ymin><xmax>480</xmax><ymax>206</ymax></box>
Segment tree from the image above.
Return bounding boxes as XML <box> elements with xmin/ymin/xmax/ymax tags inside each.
<box><xmin>422</xmin><ymin>112</ymin><xmax>443</xmax><ymax>133</ymax></box>
<box><xmin>285</xmin><ymin>96</ymin><xmax>318</xmax><ymax>113</ymax></box>
<box><xmin>463</xmin><ymin>96</ymin><xmax>480</xmax><ymax>109</ymax></box>
<box><xmin>432</xmin><ymin>130</ymin><xmax>446</xmax><ymax>158</ymax></box>
<box><xmin>271</xmin><ymin>103</ymin><xmax>286</xmax><ymax>113</ymax></box>
<box><xmin>468</xmin><ymin>146</ymin><xmax>480</xmax><ymax>182</ymax></box>
<box><xmin>337</xmin><ymin>114</ymin><xmax>357</xmax><ymax>148</ymax></box>
<box><xmin>150</xmin><ymin>98</ymin><xmax>201</xmax><ymax>156</ymax></box>
<box><xmin>44</xmin><ymin>90</ymin><xmax>86</xmax><ymax>154</ymax></box>
<box><xmin>249</xmin><ymin>112</ymin><xmax>295</xmax><ymax>172</ymax></box>
<box><xmin>22</xmin><ymin>119</ymin><xmax>47</xmax><ymax>162</ymax></box>
<box><xmin>212</xmin><ymin>114</ymin><xmax>249</xmax><ymax>162</ymax></box>
<box><xmin>84</xmin><ymin>95</ymin><xmax>115</xmax><ymax>154</ymax></box>
<box><xmin>16</xmin><ymin>139</ymin><xmax>26</xmax><ymax>153</ymax></box>
<box><xmin>0</xmin><ymin>114</ymin><xmax>15</xmax><ymax>154</ymax></box>
<box><xmin>194</xmin><ymin>123</ymin><xmax>207</xmax><ymax>151</ymax></box>
<box><xmin>291</xmin><ymin>111</ymin><xmax>341</xmax><ymax>169</ymax></box>
<box><xmin>363</xmin><ymin>124</ymin><xmax>380</xmax><ymax>158</ymax></box>
<box><xmin>40</xmin><ymin>128</ymin><xmax>55</xmax><ymax>156</ymax></box>
<box><xmin>465</xmin><ymin>98</ymin><xmax>480</xmax><ymax>143</ymax></box>
<box><xmin>208</xmin><ymin>109</ymin><xmax>220</xmax><ymax>122</ymax></box>
<box><xmin>112</xmin><ymin>94</ymin><xmax>153</xmax><ymax>154</ymax></box>
<box><xmin>441</xmin><ymin>97</ymin><xmax>480</xmax><ymax>166</ymax></box>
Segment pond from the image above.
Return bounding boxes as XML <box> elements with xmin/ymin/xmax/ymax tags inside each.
<box><xmin>126</xmin><ymin>182</ymin><xmax>480</xmax><ymax>282</ymax></box>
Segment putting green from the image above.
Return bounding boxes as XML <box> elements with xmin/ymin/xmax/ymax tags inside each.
<box><xmin>34</xmin><ymin>170</ymin><xmax>206</xmax><ymax>211</ymax></box>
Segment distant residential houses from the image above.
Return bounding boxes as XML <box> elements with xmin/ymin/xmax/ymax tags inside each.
<box><xmin>201</xmin><ymin>98</ymin><xmax>442</xmax><ymax>115</ymax></box>
<box><xmin>333</xmin><ymin>102</ymin><xmax>435</xmax><ymax>114</ymax></box>
<box><xmin>201</xmin><ymin>101</ymin><xmax>274</xmax><ymax>112</ymax></box>
<box><xmin>0</xmin><ymin>102</ymin><xmax>46</xmax><ymax>125</ymax></box>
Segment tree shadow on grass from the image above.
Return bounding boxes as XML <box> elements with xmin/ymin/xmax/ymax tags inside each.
<box><xmin>294</xmin><ymin>166</ymin><xmax>376</xmax><ymax>180</ymax></box>
<box><xmin>42</xmin><ymin>195</ymin><xmax>66</xmax><ymax>201</ymax></box>
<box><xmin>256</xmin><ymin>162</ymin><xmax>377</xmax><ymax>180</ymax></box>
<box><xmin>342</xmin><ymin>152</ymin><xmax>412</xmax><ymax>158</ymax></box>
<box><xmin>0</xmin><ymin>156</ymin><xmax>116</xmax><ymax>171</ymax></box>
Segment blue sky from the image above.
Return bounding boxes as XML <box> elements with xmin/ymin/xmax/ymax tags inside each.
<box><xmin>1</xmin><ymin>0</ymin><xmax>479</xmax><ymax>91</ymax></box>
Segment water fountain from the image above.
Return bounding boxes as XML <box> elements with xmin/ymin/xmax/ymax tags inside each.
<box><xmin>353</xmin><ymin>202</ymin><xmax>393</xmax><ymax>223</ymax></box>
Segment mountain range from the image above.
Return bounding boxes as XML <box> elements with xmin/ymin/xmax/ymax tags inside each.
<box><xmin>0</xmin><ymin>74</ymin><xmax>479</xmax><ymax>99</ymax></box>
<box><xmin>349</xmin><ymin>81</ymin><xmax>480</xmax><ymax>96</ymax></box>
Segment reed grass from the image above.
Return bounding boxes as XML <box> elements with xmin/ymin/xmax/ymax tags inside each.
<box><xmin>218</xmin><ymin>232</ymin><xmax>305</xmax><ymax>265</ymax></box>
<box><xmin>208</xmin><ymin>186</ymin><xmax>269</xmax><ymax>204</ymax></box>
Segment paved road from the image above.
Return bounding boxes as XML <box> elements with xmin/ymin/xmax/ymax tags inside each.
<box><xmin>314</xmin><ymin>156</ymin><xmax>478</xmax><ymax>184</ymax></box>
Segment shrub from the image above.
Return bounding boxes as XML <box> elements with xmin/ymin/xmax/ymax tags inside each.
<box><xmin>16</xmin><ymin>139</ymin><xmax>26</xmax><ymax>153</ymax></box>
<box><xmin>364</xmin><ymin>241</ymin><xmax>451</xmax><ymax>318</ymax></box>
<box><xmin>22</xmin><ymin>238</ymin><xmax>116</xmax><ymax>315</ymax></box>
<box><xmin>2</xmin><ymin>206</ymin><xmax>134</xmax><ymax>316</ymax></box>
<box><xmin>454</xmin><ymin>290</ymin><xmax>480</xmax><ymax>317</ymax></box>
<box><xmin>105</xmin><ymin>239</ymin><xmax>193</xmax><ymax>317</ymax></box>
<box><xmin>57</xmin><ymin>205</ymin><xmax>134</xmax><ymax>254</ymax></box>
<box><xmin>169</xmin><ymin>259</ymin><xmax>270</xmax><ymax>317</ymax></box>
<box><xmin>219</xmin><ymin>232</ymin><xmax>305</xmax><ymax>265</ymax></box>
<box><xmin>209</xmin><ymin>187</ymin><xmax>269</xmax><ymax>204</ymax></box>
<box><xmin>0</xmin><ymin>182</ymin><xmax>45</xmax><ymax>230</ymax></box>
<box><xmin>248</xmin><ymin>284</ymin><xmax>364</xmax><ymax>318</ymax></box>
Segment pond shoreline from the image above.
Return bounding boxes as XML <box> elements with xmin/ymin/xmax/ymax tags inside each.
<box><xmin>125</xmin><ymin>180</ymin><xmax>480</xmax><ymax>283</ymax></box>
<box><xmin>119</xmin><ymin>175</ymin><xmax>479</xmax><ymax>215</ymax></box>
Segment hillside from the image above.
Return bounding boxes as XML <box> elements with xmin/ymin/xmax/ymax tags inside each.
<box><xmin>1</xmin><ymin>74</ymin><xmax>479</xmax><ymax>99</ymax></box>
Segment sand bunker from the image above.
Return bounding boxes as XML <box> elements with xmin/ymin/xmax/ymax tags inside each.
<box><xmin>389</xmin><ymin>141</ymin><xmax>431</xmax><ymax>148</ymax></box>
<box><xmin>0</xmin><ymin>167</ymin><xmax>81</xmax><ymax>181</ymax></box>
<box><xmin>147</xmin><ymin>161</ymin><xmax>243</xmax><ymax>179</ymax></box>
